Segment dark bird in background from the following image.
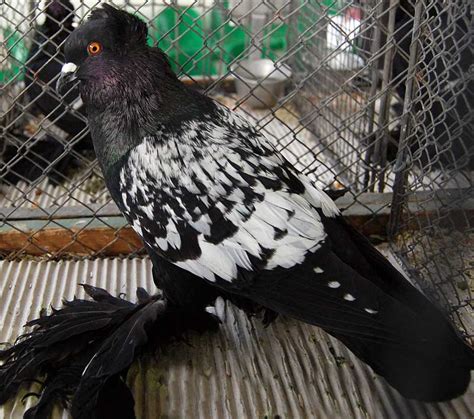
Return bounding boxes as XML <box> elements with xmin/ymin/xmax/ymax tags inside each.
<box><xmin>2</xmin><ymin>0</ymin><xmax>93</xmax><ymax>185</ymax></box>
<box><xmin>1</xmin><ymin>6</ymin><xmax>473</xmax><ymax>417</ymax></box>
<box><xmin>390</xmin><ymin>0</ymin><xmax>474</xmax><ymax>171</ymax></box>
<box><xmin>361</xmin><ymin>1</ymin><xmax>473</xmax><ymax>171</ymax></box>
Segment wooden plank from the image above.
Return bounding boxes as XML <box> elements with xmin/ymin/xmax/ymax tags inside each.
<box><xmin>0</xmin><ymin>217</ymin><xmax>143</xmax><ymax>257</ymax></box>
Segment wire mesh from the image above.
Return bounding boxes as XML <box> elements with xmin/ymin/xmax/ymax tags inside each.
<box><xmin>388</xmin><ymin>0</ymin><xmax>473</xmax><ymax>338</ymax></box>
<box><xmin>0</xmin><ymin>0</ymin><xmax>472</xmax><ymax>335</ymax></box>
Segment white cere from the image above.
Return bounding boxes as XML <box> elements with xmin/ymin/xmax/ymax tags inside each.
<box><xmin>61</xmin><ymin>62</ymin><xmax>77</xmax><ymax>73</ymax></box>
<box><xmin>343</xmin><ymin>293</ymin><xmax>356</xmax><ymax>301</ymax></box>
<box><xmin>364</xmin><ymin>308</ymin><xmax>378</xmax><ymax>314</ymax></box>
<box><xmin>314</xmin><ymin>267</ymin><xmax>324</xmax><ymax>274</ymax></box>
<box><xmin>327</xmin><ymin>281</ymin><xmax>341</xmax><ymax>289</ymax></box>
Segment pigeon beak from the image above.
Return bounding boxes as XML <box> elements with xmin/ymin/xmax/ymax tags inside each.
<box><xmin>56</xmin><ymin>62</ymin><xmax>79</xmax><ymax>95</ymax></box>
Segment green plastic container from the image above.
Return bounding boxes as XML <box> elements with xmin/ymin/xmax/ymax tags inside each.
<box><xmin>149</xmin><ymin>7</ymin><xmax>208</xmax><ymax>76</ymax></box>
<box><xmin>149</xmin><ymin>5</ymin><xmax>288</xmax><ymax>76</ymax></box>
<box><xmin>0</xmin><ymin>27</ymin><xmax>27</xmax><ymax>84</ymax></box>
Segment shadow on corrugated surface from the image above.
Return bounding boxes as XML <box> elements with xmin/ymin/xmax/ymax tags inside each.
<box><xmin>1</xmin><ymin>257</ymin><xmax>473</xmax><ymax>419</ymax></box>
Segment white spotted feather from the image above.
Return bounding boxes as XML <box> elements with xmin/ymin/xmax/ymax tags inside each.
<box><xmin>119</xmin><ymin>106</ymin><xmax>338</xmax><ymax>283</ymax></box>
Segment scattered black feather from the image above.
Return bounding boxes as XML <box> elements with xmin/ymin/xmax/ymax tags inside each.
<box><xmin>23</xmin><ymin>363</ymin><xmax>83</xmax><ymax>419</ymax></box>
<box><xmin>0</xmin><ymin>285</ymin><xmax>130</xmax><ymax>404</ymax></box>
<box><xmin>93</xmin><ymin>374</ymin><xmax>136</xmax><ymax>419</ymax></box>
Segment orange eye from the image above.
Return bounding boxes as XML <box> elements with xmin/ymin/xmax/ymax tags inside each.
<box><xmin>87</xmin><ymin>41</ymin><xmax>102</xmax><ymax>56</ymax></box>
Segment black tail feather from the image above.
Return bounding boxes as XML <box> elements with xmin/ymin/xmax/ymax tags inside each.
<box><xmin>250</xmin><ymin>270</ymin><xmax>473</xmax><ymax>401</ymax></box>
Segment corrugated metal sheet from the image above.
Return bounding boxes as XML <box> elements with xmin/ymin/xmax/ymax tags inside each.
<box><xmin>1</xmin><ymin>256</ymin><xmax>473</xmax><ymax>419</ymax></box>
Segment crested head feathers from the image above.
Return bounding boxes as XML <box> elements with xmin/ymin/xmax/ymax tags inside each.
<box><xmin>89</xmin><ymin>4</ymin><xmax>148</xmax><ymax>46</ymax></box>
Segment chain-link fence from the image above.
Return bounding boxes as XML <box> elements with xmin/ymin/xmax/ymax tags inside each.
<box><xmin>1</xmin><ymin>0</ymin><xmax>473</xmax><ymax>336</ymax></box>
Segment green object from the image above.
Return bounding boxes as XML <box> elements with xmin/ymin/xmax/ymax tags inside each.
<box><xmin>0</xmin><ymin>27</ymin><xmax>27</xmax><ymax>84</ymax></box>
<box><xmin>149</xmin><ymin>7</ymin><xmax>208</xmax><ymax>76</ymax></box>
<box><xmin>1</xmin><ymin>3</ymin><xmax>345</xmax><ymax>82</ymax></box>
<box><xmin>261</xmin><ymin>22</ymin><xmax>288</xmax><ymax>61</ymax></box>
<box><xmin>149</xmin><ymin>5</ymin><xmax>288</xmax><ymax>76</ymax></box>
<box><xmin>322</xmin><ymin>0</ymin><xmax>346</xmax><ymax>15</ymax></box>
<box><xmin>206</xmin><ymin>7</ymin><xmax>249</xmax><ymax>74</ymax></box>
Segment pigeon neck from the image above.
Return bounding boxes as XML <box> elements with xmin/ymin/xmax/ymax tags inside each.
<box><xmin>87</xmin><ymin>99</ymin><xmax>157</xmax><ymax>171</ymax></box>
<box><xmin>85</xmin><ymin>79</ymin><xmax>215</xmax><ymax>172</ymax></box>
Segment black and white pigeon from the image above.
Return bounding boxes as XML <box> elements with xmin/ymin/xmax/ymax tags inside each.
<box><xmin>1</xmin><ymin>5</ymin><xmax>473</xmax><ymax>417</ymax></box>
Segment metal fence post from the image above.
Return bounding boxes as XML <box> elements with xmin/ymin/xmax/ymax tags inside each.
<box><xmin>388</xmin><ymin>0</ymin><xmax>424</xmax><ymax>238</ymax></box>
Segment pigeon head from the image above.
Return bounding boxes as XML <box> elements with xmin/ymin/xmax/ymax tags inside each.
<box><xmin>56</xmin><ymin>4</ymin><xmax>176</xmax><ymax>107</ymax></box>
<box><xmin>56</xmin><ymin>4</ymin><xmax>213</xmax><ymax>170</ymax></box>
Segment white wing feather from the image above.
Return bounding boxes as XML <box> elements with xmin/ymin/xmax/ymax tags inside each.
<box><xmin>122</xmin><ymin>113</ymin><xmax>338</xmax><ymax>283</ymax></box>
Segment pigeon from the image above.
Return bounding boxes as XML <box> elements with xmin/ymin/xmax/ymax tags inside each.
<box><xmin>1</xmin><ymin>5</ymin><xmax>473</xmax><ymax>417</ymax></box>
<box><xmin>24</xmin><ymin>0</ymin><xmax>91</xmax><ymax>143</ymax></box>
<box><xmin>3</xmin><ymin>0</ymin><xmax>94</xmax><ymax>185</ymax></box>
